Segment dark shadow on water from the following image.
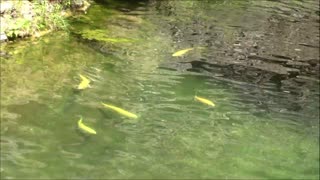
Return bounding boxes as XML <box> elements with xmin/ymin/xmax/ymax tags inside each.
<box><xmin>94</xmin><ymin>0</ymin><xmax>149</xmax><ymax>10</ymax></box>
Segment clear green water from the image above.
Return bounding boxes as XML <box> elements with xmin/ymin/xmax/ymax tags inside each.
<box><xmin>1</xmin><ymin>0</ymin><xmax>319</xmax><ymax>179</ymax></box>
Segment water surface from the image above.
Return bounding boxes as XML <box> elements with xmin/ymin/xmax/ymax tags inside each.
<box><xmin>1</xmin><ymin>0</ymin><xmax>319</xmax><ymax>179</ymax></box>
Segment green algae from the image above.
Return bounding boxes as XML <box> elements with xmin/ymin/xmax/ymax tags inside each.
<box><xmin>79</xmin><ymin>29</ymin><xmax>134</xmax><ymax>43</ymax></box>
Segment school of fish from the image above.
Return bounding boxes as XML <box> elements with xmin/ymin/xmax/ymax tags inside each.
<box><xmin>75</xmin><ymin>47</ymin><xmax>215</xmax><ymax>135</ymax></box>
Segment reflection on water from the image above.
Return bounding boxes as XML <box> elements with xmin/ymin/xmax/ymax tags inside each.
<box><xmin>1</xmin><ymin>0</ymin><xmax>319</xmax><ymax>179</ymax></box>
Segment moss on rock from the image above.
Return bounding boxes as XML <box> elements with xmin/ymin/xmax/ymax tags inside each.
<box><xmin>0</xmin><ymin>0</ymin><xmax>91</xmax><ymax>41</ymax></box>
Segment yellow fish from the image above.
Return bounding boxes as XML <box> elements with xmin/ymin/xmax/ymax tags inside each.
<box><xmin>77</xmin><ymin>74</ymin><xmax>91</xmax><ymax>90</ymax></box>
<box><xmin>78</xmin><ymin>118</ymin><xmax>97</xmax><ymax>134</ymax></box>
<box><xmin>101</xmin><ymin>102</ymin><xmax>138</xmax><ymax>119</ymax></box>
<box><xmin>194</xmin><ymin>96</ymin><xmax>215</xmax><ymax>107</ymax></box>
<box><xmin>172</xmin><ymin>48</ymin><xmax>194</xmax><ymax>57</ymax></box>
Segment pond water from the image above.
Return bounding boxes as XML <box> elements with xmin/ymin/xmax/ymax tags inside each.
<box><xmin>1</xmin><ymin>0</ymin><xmax>319</xmax><ymax>179</ymax></box>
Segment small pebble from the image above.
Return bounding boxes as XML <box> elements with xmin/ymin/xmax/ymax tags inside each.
<box><xmin>234</xmin><ymin>48</ymin><xmax>242</xmax><ymax>53</ymax></box>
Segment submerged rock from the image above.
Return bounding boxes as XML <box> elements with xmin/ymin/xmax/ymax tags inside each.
<box><xmin>73</xmin><ymin>0</ymin><xmax>91</xmax><ymax>14</ymax></box>
<box><xmin>0</xmin><ymin>32</ymin><xmax>8</xmax><ymax>41</ymax></box>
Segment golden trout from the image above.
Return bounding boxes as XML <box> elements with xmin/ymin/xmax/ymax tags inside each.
<box><xmin>78</xmin><ymin>118</ymin><xmax>97</xmax><ymax>134</ymax></box>
<box><xmin>194</xmin><ymin>96</ymin><xmax>215</xmax><ymax>107</ymax></box>
<box><xmin>101</xmin><ymin>102</ymin><xmax>138</xmax><ymax>119</ymax></box>
<box><xmin>77</xmin><ymin>74</ymin><xmax>91</xmax><ymax>90</ymax></box>
<box><xmin>172</xmin><ymin>48</ymin><xmax>194</xmax><ymax>57</ymax></box>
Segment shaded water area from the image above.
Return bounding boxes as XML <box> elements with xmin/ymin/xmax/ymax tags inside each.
<box><xmin>1</xmin><ymin>0</ymin><xmax>319</xmax><ymax>179</ymax></box>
